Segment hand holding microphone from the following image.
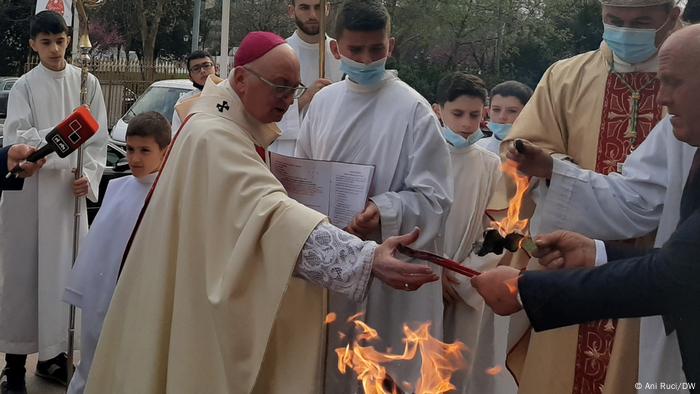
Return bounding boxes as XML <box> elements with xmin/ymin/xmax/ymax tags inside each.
<box><xmin>6</xmin><ymin>145</ymin><xmax>46</xmax><ymax>179</ymax></box>
<box><xmin>7</xmin><ymin>105</ymin><xmax>100</xmax><ymax>178</ymax></box>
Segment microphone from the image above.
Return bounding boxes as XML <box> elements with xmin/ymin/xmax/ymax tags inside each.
<box><xmin>7</xmin><ymin>105</ymin><xmax>100</xmax><ymax>178</ymax></box>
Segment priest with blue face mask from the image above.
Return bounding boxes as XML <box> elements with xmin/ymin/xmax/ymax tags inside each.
<box><xmin>501</xmin><ymin>1</ymin><xmax>682</xmax><ymax>394</ymax></box>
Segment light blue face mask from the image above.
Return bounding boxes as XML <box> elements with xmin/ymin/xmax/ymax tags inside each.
<box><xmin>487</xmin><ymin>122</ymin><xmax>512</xmax><ymax>141</ymax></box>
<box><xmin>602</xmin><ymin>22</ymin><xmax>663</xmax><ymax>64</ymax></box>
<box><xmin>340</xmin><ymin>56</ymin><xmax>387</xmax><ymax>86</ymax></box>
<box><xmin>441</xmin><ymin>126</ymin><xmax>484</xmax><ymax>150</ymax></box>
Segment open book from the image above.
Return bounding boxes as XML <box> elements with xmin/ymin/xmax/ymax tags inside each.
<box><xmin>268</xmin><ymin>152</ymin><xmax>375</xmax><ymax>229</ymax></box>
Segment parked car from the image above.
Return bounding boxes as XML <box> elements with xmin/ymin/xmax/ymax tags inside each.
<box><xmin>86</xmin><ymin>140</ymin><xmax>131</xmax><ymax>223</ymax></box>
<box><xmin>0</xmin><ymin>77</ymin><xmax>19</xmax><ymax>145</ymax></box>
<box><xmin>111</xmin><ymin>79</ymin><xmax>195</xmax><ymax>146</ymax></box>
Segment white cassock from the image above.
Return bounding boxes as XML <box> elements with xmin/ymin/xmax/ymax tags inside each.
<box><xmin>62</xmin><ymin>173</ymin><xmax>155</xmax><ymax>394</ymax></box>
<box><xmin>476</xmin><ymin>135</ymin><xmax>502</xmax><ymax>156</ymax></box>
<box><xmin>269</xmin><ymin>32</ymin><xmax>343</xmax><ymax>156</ymax></box>
<box><xmin>0</xmin><ymin>63</ymin><xmax>108</xmax><ymax>359</ymax></box>
<box><xmin>296</xmin><ymin>71</ymin><xmax>453</xmax><ymax>391</ymax></box>
<box><xmin>171</xmin><ymin>88</ymin><xmax>201</xmax><ymax>134</ymax></box>
<box><xmin>529</xmin><ymin>115</ymin><xmax>697</xmax><ymax>393</ymax></box>
<box><xmin>441</xmin><ymin>143</ymin><xmax>517</xmax><ymax>393</ymax></box>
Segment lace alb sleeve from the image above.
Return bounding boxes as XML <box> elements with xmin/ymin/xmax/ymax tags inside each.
<box><xmin>295</xmin><ymin>223</ymin><xmax>376</xmax><ymax>302</ymax></box>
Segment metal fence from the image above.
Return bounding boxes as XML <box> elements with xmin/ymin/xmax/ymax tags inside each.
<box><xmin>25</xmin><ymin>57</ymin><xmax>189</xmax><ymax>128</ymax></box>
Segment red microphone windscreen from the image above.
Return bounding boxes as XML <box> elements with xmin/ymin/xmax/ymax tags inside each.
<box><xmin>49</xmin><ymin>105</ymin><xmax>100</xmax><ymax>157</ymax></box>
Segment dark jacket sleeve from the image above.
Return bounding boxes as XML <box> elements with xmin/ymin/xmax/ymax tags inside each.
<box><xmin>604</xmin><ymin>240</ymin><xmax>649</xmax><ymax>261</ymax></box>
<box><xmin>0</xmin><ymin>145</ymin><xmax>24</xmax><ymax>193</ymax></box>
<box><xmin>520</xmin><ymin>209</ymin><xmax>700</xmax><ymax>332</ymax></box>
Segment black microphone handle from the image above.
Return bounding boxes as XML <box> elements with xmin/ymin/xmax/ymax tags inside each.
<box><xmin>25</xmin><ymin>144</ymin><xmax>56</xmax><ymax>163</ymax></box>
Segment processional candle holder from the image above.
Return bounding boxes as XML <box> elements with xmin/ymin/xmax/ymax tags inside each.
<box><xmin>68</xmin><ymin>0</ymin><xmax>105</xmax><ymax>382</ymax></box>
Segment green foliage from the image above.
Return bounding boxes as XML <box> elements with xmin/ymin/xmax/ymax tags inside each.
<box><xmin>1</xmin><ymin>0</ymin><xmax>605</xmax><ymax>91</ymax></box>
<box><xmin>389</xmin><ymin>0</ymin><xmax>603</xmax><ymax>98</ymax></box>
<box><xmin>0</xmin><ymin>0</ymin><xmax>34</xmax><ymax>76</ymax></box>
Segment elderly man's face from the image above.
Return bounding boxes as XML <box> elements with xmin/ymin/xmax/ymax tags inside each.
<box><xmin>658</xmin><ymin>37</ymin><xmax>700</xmax><ymax>146</ymax></box>
<box><xmin>602</xmin><ymin>5</ymin><xmax>679</xmax><ymax>47</ymax></box>
<box><xmin>233</xmin><ymin>46</ymin><xmax>301</xmax><ymax>124</ymax></box>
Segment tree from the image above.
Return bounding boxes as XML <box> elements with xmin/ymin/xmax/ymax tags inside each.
<box><xmin>386</xmin><ymin>0</ymin><xmax>603</xmax><ymax>101</ymax></box>
<box><xmin>0</xmin><ymin>0</ymin><xmax>34</xmax><ymax>76</ymax></box>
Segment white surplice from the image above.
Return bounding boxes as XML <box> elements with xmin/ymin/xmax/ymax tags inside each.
<box><xmin>0</xmin><ymin>63</ymin><xmax>108</xmax><ymax>359</ymax></box>
<box><xmin>62</xmin><ymin>173</ymin><xmax>155</xmax><ymax>394</ymax></box>
<box><xmin>269</xmin><ymin>32</ymin><xmax>343</xmax><ymax>156</ymax></box>
<box><xmin>296</xmin><ymin>71</ymin><xmax>453</xmax><ymax>391</ymax></box>
<box><xmin>441</xmin><ymin>144</ymin><xmax>516</xmax><ymax>393</ymax></box>
<box><xmin>530</xmin><ymin>116</ymin><xmax>697</xmax><ymax>393</ymax></box>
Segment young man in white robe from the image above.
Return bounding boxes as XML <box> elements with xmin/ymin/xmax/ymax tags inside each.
<box><xmin>295</xmin><ymin>1</ymin><xmax>453</xmax><ymax>390</ymax></box>
<box><xmin>171</xmin><ymin>50</ymin><xmax>217</xmax><ymax>134</ymax></box>
<box><xmin>84</xmin><ymin>31</ymin><xmax>441</xmax><ymax>394</ymax></box>
<box><xmin>269</xmin><ymin>0</ymin><xmax>343</xmax><ymax>155</ymax></box>
<box><xmin>62</xmin><ymin>112</ymin><xmax>171</xmax><ymax>394</ymax></box>
<box><xmin>0</xmin><ymin>10</ymin><xmax>108</xmax><ymax>393</ymax></box>
<box><xmin>432</xmin><ymin>72</ymin><xmax>517</xmax><ymax>393</ymax></box>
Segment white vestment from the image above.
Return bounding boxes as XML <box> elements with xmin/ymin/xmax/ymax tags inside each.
<box><xmin>531</xmin><ymin>116</ymin><xmax>697</xmax><ymax>393</ymax></box>
<box><xmin>63</xmin><ymin>173</ymin><xmax>155</xmax><ymax>394</ymax></box>
<box><xmin>441</xmin><ymin>144</ymin><xmax>517</xmax><ymax>393</ymax></box>
<box><xmin>296</xmin><ymin>71</ymin><xmax>453</xmax><ymax>391</ymax></box>
<box><xmin>269</xmin><ymin>32</ymin><xmax>343</xmax><ymax>156</ymax></box>
<box><xmin>476</xmin><ymin>135</ymin><xmax>502</xmax><ymax>156</ymax></box>
<box><xmin>0</xmin><ymin>63</ymin><xmax>108</xmax><ymax>358</ymax></box>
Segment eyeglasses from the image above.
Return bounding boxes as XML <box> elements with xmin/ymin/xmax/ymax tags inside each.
<box><xmin>244</xmin><ymin>67</ymin><xmax>307</xmax><ymax>99</ymax></box>
<box><xmin>190</xmin><ymin>62</ymin><xmax>214</xmax><ymax>73</ymax></box>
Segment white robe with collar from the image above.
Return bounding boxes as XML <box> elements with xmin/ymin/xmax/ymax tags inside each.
<box><xmin>296</xmin><ymin>71</ymin><xmax>453</xmax><ymax>391</ymax></box>
<box><xmin>63</xmin><ymin>173</ymin><xmax>156</xmax><ymax>394</ymax></box>
<box><xmin>0</xmin><ymin>62</ymin><xmax>108</xmax><ymax>358</ymax></box>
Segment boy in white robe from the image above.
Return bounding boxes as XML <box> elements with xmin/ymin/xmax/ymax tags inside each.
<box><xmin>477</xmin><ymin>80</ymin><xmax>533</xmax><ymax>156</ymax></box>
<box><xmin>295</xmin><ymin>1</ymin><xmax>452</xmax><ymax>390</ymax></box>
<box><xmin>63</xmin><ymin>112</ymin><xmax>171</xmax><ymax>394</ymax></box>
<box><xmin>0</xmin><ymin>11</ymin><xmax>108</xmax><ymax>393</ymax></box>
<box><xmin>433</xmin><ymin>73</ymin><xmax>515</xmax><ymax>393</ymax></box>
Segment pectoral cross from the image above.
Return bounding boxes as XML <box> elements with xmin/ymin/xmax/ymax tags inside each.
<box><xmin>216</xmin><ymin>101</ymin><xmax>229</xmax><ymax>113</ymax></box>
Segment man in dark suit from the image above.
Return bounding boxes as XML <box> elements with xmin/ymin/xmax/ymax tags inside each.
<box><xmin>473</xmin><ymin>25</ymin><xmax>700</xmax><ymax>390</ymax></box>
<box><xmin>0</xmin><ymin>144</ymin><xmax>44</xmax><ymax>194</ymax></box>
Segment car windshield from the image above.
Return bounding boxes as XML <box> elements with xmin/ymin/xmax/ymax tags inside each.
<box><xmin>122</xmin><ymin>86</ymin><xmax>190</xmax><ymax>123</ymax></box>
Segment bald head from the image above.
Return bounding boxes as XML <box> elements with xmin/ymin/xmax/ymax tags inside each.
<box><xmin>657</xmin><ymin>25</ymin><xmax>700</xmax><ymax>146</ymax></box>
<box><xmin>660</xmin><ymin>24</ymin><xmax>700</xmax><ymax>59</ymax></box>
<box><xmin>230</xmin><ymin>43</ymin><xmax>302</xmax><ymax>124</ymax></box>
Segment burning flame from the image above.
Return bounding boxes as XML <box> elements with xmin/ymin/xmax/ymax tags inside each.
<box><xmin>486</xmin><ymin>366</ymin><xmax>503</xmax><ymax>376</ymax></box>
<box><xmin>336</xmin><ymin>321</ymin><xmax>466</xmax><ymax>394</ymax></box>
<box><xmin>325</xmin><ymin>312</ymin><xmax>337</xmax><ymax>325</ymax></box>
<box><xmin>347</xmin><ymin>311</ymin><xmax>366</xmax><ymax>323</ymax></box>
<box><xmin>493</xmin><ymin>162</ymin><xmax>530</xmax><ymax>236</ymax></box>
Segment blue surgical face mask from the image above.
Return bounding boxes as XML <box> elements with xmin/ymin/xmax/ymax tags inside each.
<box><xmin>340</xmin><ymin>55</ymin><xmax>387</xmax><ymax>86</ymax></box>
<box><xmin>441</xmin><ymin>126</ymin><xmax>484</xmax><ymax>150</ymax></box>
<box><xmin>602</xmin><ymin>21</ymin><xmax>666</xmax><ymax>64</ymax></box>
<box><xmin>487</xmin><ymin>122</ymin><xmax>512</xmax><ymax>141</ymax></box>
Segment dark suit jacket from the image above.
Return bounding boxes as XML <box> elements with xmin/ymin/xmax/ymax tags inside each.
<box><xmin>519</xmin><ymin>172</ymin><xmax>700</xmax><ymax>389</ymax></box>
<box><xmin>0</xmin><ymin>145</ymin><xmax>24</xmax><ymax>195</ymax></box>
